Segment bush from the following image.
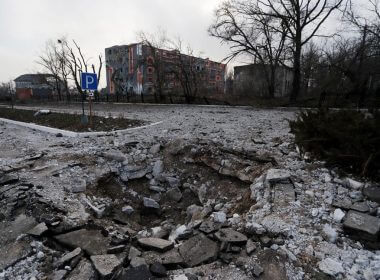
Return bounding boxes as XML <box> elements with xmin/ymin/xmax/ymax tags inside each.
<box><xmin>289</xmin><ymin>109</ymin><xmax>380</xmax><ymax>180</ymax></box>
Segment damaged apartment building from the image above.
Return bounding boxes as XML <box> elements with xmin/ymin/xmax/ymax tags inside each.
<box><xmin>105</xmin><ymin>43</ymin><xmax>226</xmax><ymax>97</ymax></box>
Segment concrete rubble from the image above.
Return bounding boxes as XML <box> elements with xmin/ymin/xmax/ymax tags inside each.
<box><xmin>0</xmin><ymin>104</ymin><xmax>379</xmax><ymax>279</ymax></box>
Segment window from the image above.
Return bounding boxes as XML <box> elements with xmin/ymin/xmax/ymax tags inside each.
<box><xmin>137</xmin><ymin>44</ymin><xmax>142</xmax><ymax>56</ymax></box>
<box><xmin>147</xmin><ymin>67</ymin><xmax>154</xmax><ymax>74</ymax></box>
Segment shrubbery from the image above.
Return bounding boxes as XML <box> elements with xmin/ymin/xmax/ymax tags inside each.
<box><xmin>289</xmin><ymin>109</ymin><xmax>380</xmax><ymax>180</ymax></box>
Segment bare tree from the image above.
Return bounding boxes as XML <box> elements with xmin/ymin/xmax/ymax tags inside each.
<box><xmin>138</xmin><ymin>30</ymin><xmax>170</xmax><ymax>102</ymax></box>
<box><xmin>0</xmin><ymin>81</ymin><xmax>15</xmax><ymax>108</ymax></box>
<box><xmin>169</xmin><ymin>39</ymin><xmax>207</xmax><ymax>103</ymax></box>
<box><xmin>58</xmin><ymin>38</ymin><xmax>103</xmax><ymax>101</ymax></box>
<box><xmin>209</xmin><ymin>0</ymin><xmax>289</xmax><ymax>98</ymax></box>
<box><xmin>38</xmin><ymin>40</ymin><xmax>67</xmax><ymax>101</ymax></box>
<box><xmin>212</xmin><ymin>0</ymin><xmax>344</xmax><ymax>101</ymax></box>
<box><xmin>345</xmin><ymin>0</ymin><xmax>380</xmax><ymax>40</ymax></box>
<box><xmin>265</xmin><ymin>0</ymin><xmax>344</xmax><ymax>101</ymax></box>
<box><xmin>301</xmin><ymin>41</ymin><xmax>321</xmax><ymax>95</ymax></box>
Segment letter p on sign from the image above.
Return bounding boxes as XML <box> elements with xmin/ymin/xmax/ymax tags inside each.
<box><xmin>81</xmin><ymin>72</ymin><xmax>98</xmax><ymax>91</ymax></box>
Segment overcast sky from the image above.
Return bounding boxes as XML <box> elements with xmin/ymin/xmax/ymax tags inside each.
<box><xmin>0</xmin><ymin>0</ymin><xmax>233</xmax><ymax>87</ymax></box>
<box><xmin>0</xmin><ymin>0</ymin><xmax>370</xmax><ymax>87</ymax></box>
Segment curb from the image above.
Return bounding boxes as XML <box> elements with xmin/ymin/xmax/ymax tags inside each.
<box><xmin>0</xmin><ymin>118</ymin><xmax>163</xmax><ymax>138</ymax></box>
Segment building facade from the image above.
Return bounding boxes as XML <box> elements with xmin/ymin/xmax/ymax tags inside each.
<box><xmin>234</xmin><ymin>64</ymin><xmax>293</xmax><ymax>97</ymax></box>
<box><xmin>14</xmin><ymin>74</ymin><xmax>55</xmax><ymax>100</ymax></box>
<box><xmin>105</xmin><ymin>43</ymin><xmax>226</xmax><ymax>97</ymax></box>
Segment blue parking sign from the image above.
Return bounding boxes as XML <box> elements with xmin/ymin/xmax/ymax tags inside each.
<box><xmin>81</xmin><ymin>72</ymin><xmax>98</xmax><ymax>90</ymax></box>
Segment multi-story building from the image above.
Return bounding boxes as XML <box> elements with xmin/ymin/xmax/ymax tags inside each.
<box><xmin>105</xmin><ymin>43</ymin><xmax>226</xmax><ymax>97</ymax></box>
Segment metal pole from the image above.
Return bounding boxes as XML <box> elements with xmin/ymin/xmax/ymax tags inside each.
<box><xmin>82</xmin><ymin>90</ymin><xmax>85</xmax><ymax>116</ymax></box>
<box><xmin>89</xmin><ymin>92</ymin><xmax>93</xmax><ymax>127</ymax></box>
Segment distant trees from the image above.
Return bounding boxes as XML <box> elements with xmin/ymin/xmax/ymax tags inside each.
<box><xmin>210</xmin><ymin>0</ymin><xmax>344</xmax><ymax>101</ymax></box>
<box><xmin>38</xmin><ymin>40</ymin><xmax>69</xmax><ymax>101</ymax></box>
<box><xmin>137</xmin><ymin>31</ymin><xmax>210</xmax><ymax>103</ymax></box>
<box><xmin>0</xmin><ymin>81</ymin><xmax>15</xmax><ymax>108</ymax></box>
<box><xmin>209</xmin><ymin>0</ymin><xmax>289</xmax><ymax>98</ymax></box>
<box><xmin>38</xmin><ymin>37</ymin><xmax>103</xmax><ymax>102</ymax></box>
<box><xmin>170</xmin><ymin>38</ymin><xmax>208</xmax><ymax>103</ymax></box>
<box><xmin>138</xmin><ymin>30</ymin><xmax>170</xmax><ymax>102</ymax></box>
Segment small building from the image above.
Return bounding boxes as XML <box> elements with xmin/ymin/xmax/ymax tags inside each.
<box><xmin>234</xmin><ymin>64</ymin><xmax>293</xmax><ymax>97</ymax></box>
<box><xmin>105</xmin><ymin>43</ymin><xmax>226</xmax><ymax>97</ymax></box>
<box><xmin>14</xmin><ymin>74</ymin><xmax>55</xmax><ymax>100</ymax></box>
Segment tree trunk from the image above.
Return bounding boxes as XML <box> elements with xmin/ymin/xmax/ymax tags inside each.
<box><xmin>291</xmin><ymin>41</ymin><xmax>302</xmax><ymax>102</ymax></box>
<box><xmin>268</xmin><ymin>68</ymin><xmax>276</xmax><ymax>98</ymax></box>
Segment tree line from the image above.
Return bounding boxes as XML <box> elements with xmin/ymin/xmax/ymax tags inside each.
<box><xmin>209</xmin><ymin>0</ymin><xmax>380</xmax><ymax>105</ymax></box>
<box><xmin>18</xmin><ymin>0</ymin><xmax>380</xmax><ymax>106</ymax></box>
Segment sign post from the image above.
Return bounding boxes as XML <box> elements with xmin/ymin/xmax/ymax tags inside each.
<box><xmin>80</xmin><ymin>73</ymin><xmax>98</xmax><ymax>126</ymax></box>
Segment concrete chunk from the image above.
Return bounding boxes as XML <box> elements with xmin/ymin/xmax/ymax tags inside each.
<box><xmin>90</xmin><ymin>254</ymin><xmax>122</xmax><ymax>278</ymax></box>
<box><xmin>179</xmin><ymin>234</ymin><xmax>219</xmax><ymax>267</ymax></box>
<box><xmin>343</xmin><ymin>210</ymin><xmax>380</xmax><ymax>241</ymax></box>
<box><xmin>215</xmin><ymin>228</ymin><xmax>247</xmax><ymax>244</ymax></box>
<box><xmin>138</xmin><ymin>238</ymin><xmax>173</xmax><ymax>252</ymax></box>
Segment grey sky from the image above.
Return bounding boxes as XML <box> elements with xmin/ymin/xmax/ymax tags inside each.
<box><xmin>0</xmin><ymin>0</ymin><xmax>371</xmax><ymax>87</ymax></box>
<box><xmin>0</xmin><ymin>0</ymin><xmax>232</xmax><ymax>87</ymax></box>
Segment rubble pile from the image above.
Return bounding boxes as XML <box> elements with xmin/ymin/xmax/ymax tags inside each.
<box><xmin>0</xmin><ymin>106</ymin><xmax>379</xmax><ymax>279</ymax></box>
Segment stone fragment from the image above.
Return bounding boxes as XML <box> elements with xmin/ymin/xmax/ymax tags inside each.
<box><xmin>246</xmin><ymin>239</ymin><xmax>257</xmax><ymax>255</ymax></box>
<box><xmin>49</xmin><ymin>270</ymin><xmax>67</xmax><ymax>280</ymax></box>
<box><xmin>166</xmin><ymin>187</ymin><xmax>182</xmax><ymax>202</ymax></box>
<box><xmin>160</xmin><ymin>248</ymin><xmax>184</xmax><ymax>266</ymax></box>
<box><xmin>121</xmin><ymin>206</ymin><xmax>134</xmax><ymax>215</ymax></box>
<box><xmin>215</xmin><ymin>228</ymin><xmax>248</xmax><ymax>245</ymax></box>
<box><xmin>117</xmin><ymin>265</ymin><xmax>153</xmax><ymax>280</ymax></box>
<box><xmin>0</xmin><ymin>241</ymin><xmax>32</xmax><ymax>270</ymax></box>
<box><xmin>66</xmin><ymin>259</ymin><xmax>96</xmax><ymax>280</ymax></box>
<box><xmin>169</xmin><ymin>225</ymin><xmax>192</xmax><ymax>241</ymax></box>
<box><xmin>166</xmin><ymin>177</ymin><xmax>181</xmax><ymax>188</ymax></box>
<box><xmin>351</xmin><ymin>201</ymin><xmax>370</xmax><ymax>213</ymax></box>
<box><xmin>149</xmin><ymin>144</ymin><xmax>161</xmax><ymax>154</ymax></box>
<box><xmin>260</xmin><ymin>236</ymin><xmax>272</xmax><ymax>246</ymax></box>
<box><xmin>173</xmin><ymin>275</ymin><xmax>190</xmax><ymax>280</ymax></box>
<box><xmin>318</xmin><ymin>258</ymin><xmax>344</xmax><ymax>276</ymax></box>
<box><xmin>245</xmin><ymin>222</ymin><xmax>266</xmax><ymax>235</ymax></box>
<box><xmin>102</xmin><ymin>151</ymin><xmax>126</xmax><ymax>162</ymax></box>
<box><xmin>152</xmin><ymin>160</ymin><xmax>164</xmax><ymax>177</ymax></box>
<box><xmin>167</xmin><ymin>138</ymin><xmax>186</xmax><ymax>155</ymax></box>
<box><xmin>54</xmin><ymin>229</ymin><xmax>109</xmax><ymax>255</ymax></box>
<box><xmin>143</xmin><ymin>197</ymin><xmax>160</xmax><ymax>212</ymax></box>
<box><xmin>130</xmin><ymin>257</ymin><xmax>147</xmax><ymax>268</ymax></box>
<box><xmin>363</xmin><ymin>185</ymin><xmax>380</xmax><ymax>203</ymax></box>
<box><xmin>261</xmin><ymin>215</ymin><xmax>290</xmax><ymax>236</ymax></box>
<box><xmin>128</xmin><ymin>246</ymin><xmax>142</xmax><ymax>261</ymax></box>
<box><xmin>37</xmin><ymin>251</ymin><xmax>45</xmax><ymax>259</ymax></box>
<box><xmin>344</xmin><ymin>178</ymin><xmax>363</xmax><ymax>189</ymax></box>
<box><xmin>322</xmin><ymin>224</ymin><xmax>337</xmax><ymax>243</ymax></box>
<box><xmin>252</xmin><ymin>263</ymin><xmax>264</xmax><ymax>277</ymax></box>
<box><xmin>90</xmin><ymin>254</ymin><xmax>122</xmax><ymax>278</ymax></box>
<box><xmin>121</xmin><ymin>165</ymin><xmax>150</xmax><ymax>181</ymax></box>
<box><xmin>273</xmin><ymin>183</ymin><xmax>295</xmax><ymax>208</ymax></box>
<box><xmin>179</xmin><ymin>234</ymin><xmax>219</xmax><ymax>267</ymax></box>
<box><xmin>332</xmin><ymin>198</ymin><xmax>352</xmax><ymax>210</ymax></box>
<box><xmin>150</xmin><ymin>262</ymin><xmax>167</xmax><ymax>277</ymax></box>
<box><xmin>333</xmin><ymin>209</ymin><xmax>345</xmax><ymax>223</ymax></box>
<box><xmin>138</xmin><ymin>238</ymin><xmax>174</xmax><ymax>252</ymax></box>
<box><xmin>107</xmin><ymin>245</ymin><xmax>126</xmax><ymax>254</ymax></box>
<box><xmin>343</xmin><ymin>210</ymin><xmax>380</xmax><ymax>241</ymax></box>
<box><xmin>212</xmin><ymin>212</ymin><xmax>227</xmax><ymax>223</ymax></box>
<box><xmin>265</xmin><ymin>169</ymin><xmax>290</xmax><ymax>183</ymax></box>
<box><xmin>57</xmin><ymin>248</ymin><xmax>82</xmax><ymax>268</ymax></box>
<box><xmin>28</xmin><ymin>222</ymin><xmax>48</xmax><ymax>236</ymax></box>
